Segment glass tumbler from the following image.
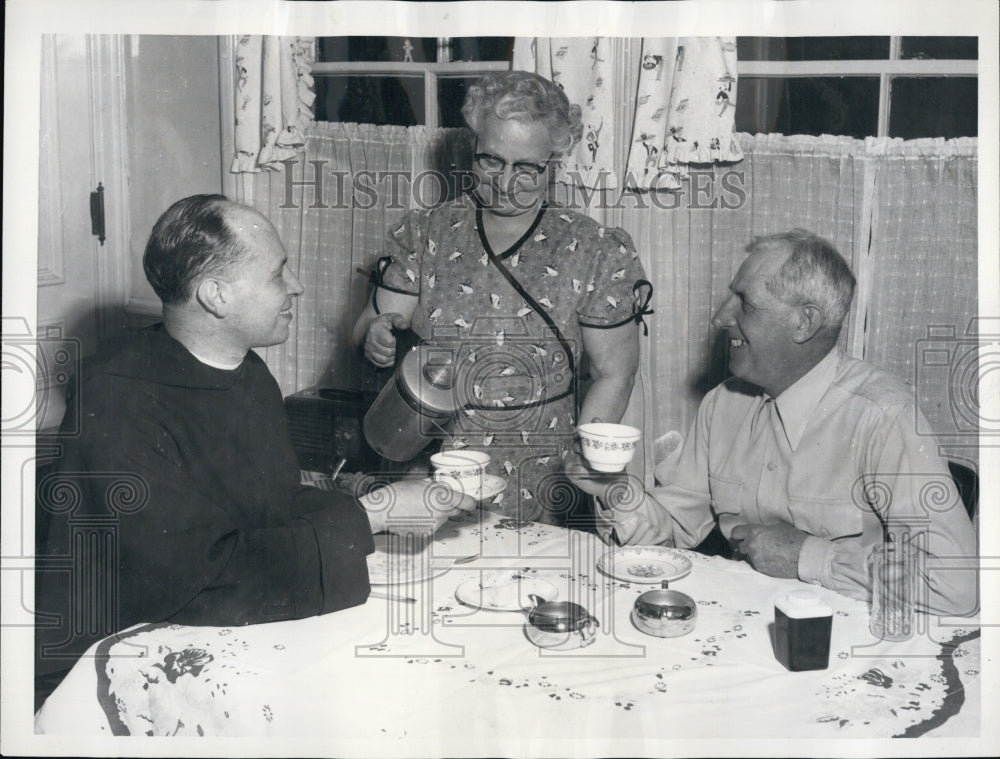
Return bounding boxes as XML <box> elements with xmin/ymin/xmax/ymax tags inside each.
<box><xmin>869</xmin><ymin>541</ymin><xmax>915</xmax><ymax>641</ymax></box>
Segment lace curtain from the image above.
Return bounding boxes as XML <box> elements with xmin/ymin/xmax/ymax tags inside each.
<box><xmin>242</xmin><ymin>105</ymin><xmax>977</xmax><ymax>481</ymax></box>
<box><xmin>245</xmin><ymin>122</ymin><xmax>473</xmax><ymax>395</ymax></box>
<box><xmin>248</xmin><ymin>125</ymin><xmax>977</xmax><ymax>479</ymax></box>
<box><xmin>627</xmin><ymin>133</ymin><xmax>978</xmax><ymax>467</ymax></box>
<box><xmin>861</xmin><ymin>137</ymin><xmax>978</xmax><ymax>467</ymax></box>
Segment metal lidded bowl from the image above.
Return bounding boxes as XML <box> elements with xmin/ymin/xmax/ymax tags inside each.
<box><xmin>631</xmin><ymin>581</ymin><xmax>697</xmax><ymax>638</ymax></box>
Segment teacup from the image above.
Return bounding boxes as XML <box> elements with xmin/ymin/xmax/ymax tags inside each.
<box><xmin>430</xmin><ymin>450</ymin><xmax>490</xmax><ymax>492</ymax></box>
<box><xmin>577</xmin><ymin>423</ymin><xmax>641</xmax><ymax>472</ymax></box>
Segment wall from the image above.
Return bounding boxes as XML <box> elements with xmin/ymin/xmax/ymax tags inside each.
<box><xmin>125</xmin><ymin>35</ymin><xmax>223</xmax><ymax>313</ymax></box>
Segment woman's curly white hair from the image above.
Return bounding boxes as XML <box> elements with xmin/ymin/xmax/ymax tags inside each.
<box><xmin>462</xmin><ymin>71</ymin><xmax>583</xmax><ymax>156</ymax></box>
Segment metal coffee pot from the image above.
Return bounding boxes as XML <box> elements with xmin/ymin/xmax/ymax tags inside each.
<box><xmin>631</xmin><ymin>581</ymin><xmax>697</xmax><ymax>638</ymax></box>
<box><xmin>524</xmin><ymin>596</ymin><xmax>600</xmax><ymax>650</ymax></box>
<box><xmin>363</xmin><ymin>344</ymin><xmax>459</xmax><ymax>462</ymax></box>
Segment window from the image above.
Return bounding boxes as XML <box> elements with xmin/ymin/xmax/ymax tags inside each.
<box><xmin>313</xmin><ymin>37</ymin><xmax>514</xmax><ymax>128</ymax></box>
<box><xmin>735</xmin><ymin>36</ymin><xmax>977</xmax><ymax>138</ymax></box>
<box><xmin>313</xmin><ymin>36</ymin><xmax>978</xmax><ymax>139</ymax></box>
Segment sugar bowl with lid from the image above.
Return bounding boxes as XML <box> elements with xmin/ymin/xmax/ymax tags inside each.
<box><xmin>631</xmin><ymin>581</ymin><xmax>697</xmax><ymax>638</ymax></box>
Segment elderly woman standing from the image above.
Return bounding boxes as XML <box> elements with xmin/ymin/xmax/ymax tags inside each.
<box><xmin>352</xmin><ymin>71</ymin><xmax>650</xmax><ymax>525</ymax></box>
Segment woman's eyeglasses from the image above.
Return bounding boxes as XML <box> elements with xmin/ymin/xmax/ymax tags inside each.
<box><xmin>474</xmin><ymin>151</ymin><xmax>551</xmax><ymax>182</ymax></box>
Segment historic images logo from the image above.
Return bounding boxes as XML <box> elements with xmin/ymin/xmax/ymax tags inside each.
<box><xmin>276</xmin><ymin>159</ymin><xmax>748</xmax><ymax>213</ymax></box>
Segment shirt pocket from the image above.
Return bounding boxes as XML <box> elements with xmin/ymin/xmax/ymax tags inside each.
<box><xmin>785</xmin><ymin>497</ymin><xmax>864</xmax><ymax>540</ymax></box>
<box><xmin>708</xmin><ymin>473</ymin><xmax>743</xmax><ymax>518</ymax></box>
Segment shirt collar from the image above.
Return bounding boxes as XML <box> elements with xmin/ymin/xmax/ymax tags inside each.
<box><xmin>772</xmin><ymin>346</ymin><xmax>842</xmax><ymax>450</ymax></box>
<box><xmin>186</xmin><ymin>347</ymin><xmax>243</xmax><ymax>371</ymax></box>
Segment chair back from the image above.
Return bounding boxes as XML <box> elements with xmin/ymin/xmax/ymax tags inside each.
<box><xmin>947</xmin><ymin>460</ymin><xmax>978</xmax><ymax>520</ymax></box>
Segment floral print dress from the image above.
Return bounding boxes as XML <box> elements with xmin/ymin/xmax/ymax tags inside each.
<box><xmin>378</xmin><ymin>193</ymin><xmax>650</xmax><ymax>523</ymax></box>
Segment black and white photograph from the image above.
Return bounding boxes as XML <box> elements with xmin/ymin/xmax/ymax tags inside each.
<box><xmin>3</xmin><ymin>1</ymin><xmax>998</xmax><ymax>756</ymax></box>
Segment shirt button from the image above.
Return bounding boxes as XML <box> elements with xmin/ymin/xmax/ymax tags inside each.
<box><xmin>767</xmin><ymin>462</ymin><xmax>777</xmax><ymax>471</ymax></box>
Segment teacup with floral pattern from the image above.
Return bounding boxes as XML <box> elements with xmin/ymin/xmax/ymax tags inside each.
<box><xmin>577</xmin><ymin>423</ymin><xmax>641</xmax><ymax>472</ymax></box>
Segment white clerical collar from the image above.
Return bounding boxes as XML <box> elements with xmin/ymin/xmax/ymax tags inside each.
<box><xmin>188</xmin><ymin>349</ymin><xmax>243</xmax><ymax>371</ymax></box>
<box><xmin>773</xmin><ymin>346</ymin><xmax>842</xmax><ymax>451</ymax></box>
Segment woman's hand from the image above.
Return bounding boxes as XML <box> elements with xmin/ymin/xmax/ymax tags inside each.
<box><xmin>351</xmin><ymin>288</ymin><xmax>417</xmax><ymax>365</ymax></box>
<box><xmin>364</xmin><ymin>312</ymin><xmax>409</xmax><ymax>368</ymax></box>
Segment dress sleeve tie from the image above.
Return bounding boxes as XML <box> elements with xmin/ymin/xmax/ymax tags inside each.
<box><xmin>357</xmin><ymin>256</ymin><xmax>418</xmax><ymax>315</ymax></box>
<box><xmin>633</xmin><ymin>279</ymin><xmax>655</xmax><ymax>336</ymax></box>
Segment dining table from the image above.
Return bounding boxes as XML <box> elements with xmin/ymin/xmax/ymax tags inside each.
<box><xmin>34</xmin><ymin>497</ymin><xmax>981</xmax><ymax>753</ymax></box>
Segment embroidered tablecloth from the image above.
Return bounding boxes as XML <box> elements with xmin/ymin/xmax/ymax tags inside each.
<box><xmin>35</xmin><ymin>511</ymin><xmax>980</xmax><ymax>747</ymax></box>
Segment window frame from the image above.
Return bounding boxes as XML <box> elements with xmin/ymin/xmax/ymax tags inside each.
<box><xmin>736</xmin><ymin>36</ymin><xmax>977</xmax><ymax>137</ymax></box>
<box><xmin>311</xmin><ymin>36</ymin><xmax>978</xmax><ymax>137</ymax></box>
<box><xmin>310</xmin><ymin>60</ymin><xmax>511</xmax><ymax>129</ymax></box>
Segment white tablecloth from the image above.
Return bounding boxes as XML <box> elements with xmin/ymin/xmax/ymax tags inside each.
<box><xmin>35</xmin><ymin>511</ymin><xmax>980</xmax><ymax>749</ymax></box>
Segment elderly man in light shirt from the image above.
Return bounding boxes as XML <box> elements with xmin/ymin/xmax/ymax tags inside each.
<box><xmin>568</xmin><ymin>230</ymin><xmax>976</xmax><ymax>615</ymax></box>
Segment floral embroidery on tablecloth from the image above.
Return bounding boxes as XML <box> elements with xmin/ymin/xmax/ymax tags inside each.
<box><xmin>812</xmin><ymin>630</ymin><xmax>980</xmax><ymax>737</ymax></box>
<box><xmin>95</xmin><ymin>622</ymin><xmax>273</xmax><ymax>737</ymax></box>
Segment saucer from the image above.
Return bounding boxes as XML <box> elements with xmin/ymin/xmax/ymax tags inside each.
<box><xmin>455</xmin><ymin>576</ymin><xmax>559</xmax><ymax>611</ymax></box>
<box><xmin>426</xmin><ymin>474</ymin><xmax>507</xmax><ymax>502</ymax></box>
<box><xmin>596</xmin><ymin>546</ymin><xmax>693</xmax><ymax>584</ymax></box>
<box><xmin>366</xmin><ymin>534</ymin><xmax>452</xmax><ymax>585</ymax></box>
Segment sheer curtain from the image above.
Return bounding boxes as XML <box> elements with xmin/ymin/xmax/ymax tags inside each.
<box><xmin>614</xmin><ymin>133</ymin><xmax>978</xmax><ymax>461</ymax></box>
<box><xmin>238</xmin><ymin>123</ymin><xmax>977</xmax><ymax>477</ymax></box>
<box><xmin>861</xmin><ymin>137</ymin><xmax>978</xmax><ymax>466</ymax></box>
<box><xmin>245</xmin><ymin>122</ymin><xmax>472</xmax><ymax>396</ymax></box>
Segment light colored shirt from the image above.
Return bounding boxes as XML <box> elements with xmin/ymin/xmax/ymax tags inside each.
<box><xmin>635</xmin><ymin>347</ymin><xmax>977</xmax><ymax>615</ymax></box>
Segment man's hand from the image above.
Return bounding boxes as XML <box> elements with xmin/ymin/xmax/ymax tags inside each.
<box><xmin>728</xmin><ymin>523</ymin><xmax>808</xmax><ymax>579</ymax></box>
<box><xmin>564</xmin><ymin>450</ymin><xmax>670</xmax><ymax>545</ymax></box>
<box><xmin>563</xmin><ymin>447</ymin><xmax>629</xmax><ymax>499</ymax></box>
<box><xmin>364</xmin><ymin>312</ymin><xmax>408</xmax><ymax>368</ymax></box>
<box><xmin>361</xmin><ymin>479</ymin><xmax>477</xmax><ymax>534</ymax></box>
<box><xmin>607</xmin><ymin>499</ymin><xmax>673</xmax><ymax>546</ymax></box>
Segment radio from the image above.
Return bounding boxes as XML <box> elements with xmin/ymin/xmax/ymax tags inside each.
<box><xmin>283</xmin><ymin>387</ymin><xmax>380</xmax><ymax>474</ymax></box>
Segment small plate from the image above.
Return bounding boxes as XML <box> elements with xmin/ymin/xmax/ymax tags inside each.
<box><xmin>596</xmin><ymin>546</ymin><xmax>693</xmax><ymax>584</ymax></box>
<box><xmin>427</xmin><ymin>474</ymin><xmax>507</xmax><ymax>502</ymax></box>
<box><xmin>367</xmin><ymin>535</ymin><xmax>452</xmax><ymax>585</ymax></box>
<box><xmin>455</xmin><ymin>576</ymin><xmax>559</xmax><ymax>611</ymax></box>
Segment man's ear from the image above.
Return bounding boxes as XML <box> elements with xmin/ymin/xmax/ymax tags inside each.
<box><xmin>792</xmin><ymin>303</ymin><xmax>825</xmax><ymax>344</ymax></box>
<box><xmin>195</xmin><ymin>278</ymin><xmax>227</xmax><ymax>318</ymax></box>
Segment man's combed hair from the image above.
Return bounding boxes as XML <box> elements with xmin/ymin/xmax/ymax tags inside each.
<box><xmin>751</xmin><ymin>229</ymin><xmax>857</xmax><ymax>337</ymax></box>
<box><xmin>143</xmin><ymin>194</ymin><xmax>245</xmax><ymax>305</ymax></box>
<box><xmin>462</xmin><ymin>70</ymin><xmax>583</xmax><ymax>156</ymax></box>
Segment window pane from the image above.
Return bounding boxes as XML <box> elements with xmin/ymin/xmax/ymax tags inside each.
<box><xmin>438</xmin><ymin>77</ymin><xmax>478</xmax><ymax>128</ymax></box>
<box><xmin>737</xmin><ymin>37</ymin><xmax>889</xmax><ymax>61</ymax></box>
<box><xmin>314</xmin><ymin>75</ymin><xmax>425</xmax><ymax>125</ymax></box>
<box><xmin>889</xmin><ymin>77</ymin><xmax>977</xmax><ymax>138</ymax></box>
<box><xmin>901</xmin><ymin>37</ymin><xmax>978</xmax><ymax>60</ymax></box>
<box><xmin>317</xmin><ymin>36</ymin><xmax>436</xmax><ymax>63</ymax></box>
<box><xmin>448</xmin><ymin>37</ymin><xmax>514</xmax><ymax>63</ymax></box>
<box><xmin>736</xmin><ymin>77</ymin><xmax>879</xmax><ymax>138</ymax></box>
<box><xmin>316</xmin><ymin>36</ymin><xmax>514</xmax><ymax>64</ymax></box>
